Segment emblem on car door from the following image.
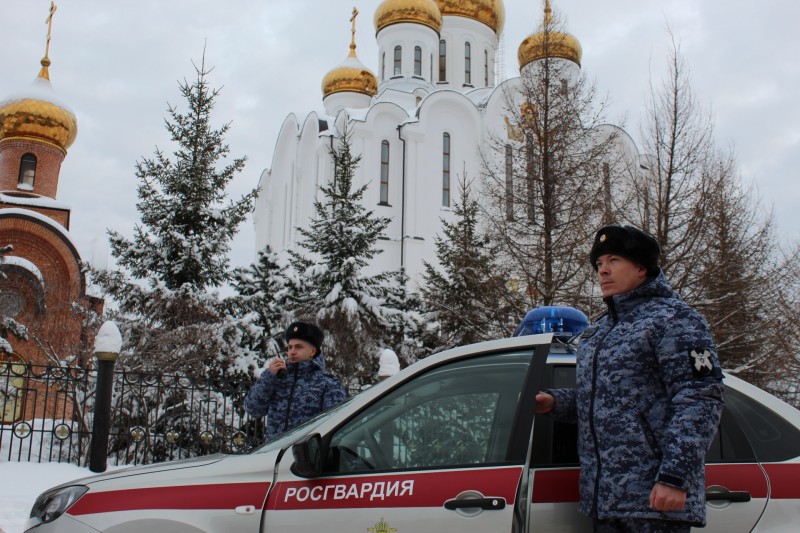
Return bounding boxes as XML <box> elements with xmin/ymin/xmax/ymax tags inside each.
<box><xmin>368</xmin><ymin>517</ymin><xmax>397</xmax><ymax>532</ymax></box>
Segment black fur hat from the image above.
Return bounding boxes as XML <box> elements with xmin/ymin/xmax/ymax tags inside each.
<box><xmin>285</xmin><ymin>321</ymin><xmax>324</xmax><ymax>353</ymax></box>
<box><xmin>589</xmin><ymin>225</ymin><xmax>661</xmax><ymax>277</ymax></box>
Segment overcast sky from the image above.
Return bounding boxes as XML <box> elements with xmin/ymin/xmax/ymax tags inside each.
<box><xmin>1</xmin><ymin>0</ymin><xmax>798</xmax><ymax>273</ymax></box>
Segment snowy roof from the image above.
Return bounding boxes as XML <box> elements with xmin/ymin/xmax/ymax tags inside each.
<box><xmin>0</xmin><ymin>207</ymin><xmax>81</xmax><ymax>256</ymax></box>
<box><xmin>0</xmin><ymin>193</ymin><xmax>71</xmax><ymax>211</ymax></box>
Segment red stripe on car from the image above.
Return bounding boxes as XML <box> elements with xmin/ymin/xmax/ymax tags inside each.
<box><xmin>67</xmin><ymin>482</ymin><xmax>271</xmax><ymax>516</ymax></box>
<box><xmin>762</xmin><ymin>463</ymin><xmax>800</xmax><ymax>499</ymax></box>
<box><xmin>531</xmin><ymin>463</ymin><xmax>776</xmax><ymax>504</ymax></box>
<box><xmin>531</xmin><ymin>468</ymin><xmax>580</xmax><ymax>503</ymax></box>
<box><xmin>706</xmin><ymin>464</ymin><xmax>768</xmax><ymax>498</ymax></box>
<box><xmin>269</xmin><ymin>467</ymin><xmax>523</xmax><ymax>510</ymax></box>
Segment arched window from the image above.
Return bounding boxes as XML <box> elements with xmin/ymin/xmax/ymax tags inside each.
<box><xmin>414</xmin><ymin>46</ymin><xmax>422</xmax><ymax>76</ymax></box>
<box><xmin>442</xmin><ymin>133</ymin><xmax>451</xmax><ymax>207</ymax></box>
<box><xmin>380</xmin><ymin>141</ymin><xmax>390</xmax><ymax>205</ymax></box>
<box><xmin>464</xmin><ymin>42</ymin><xmax>471</xmax><ymax>85</ymax></box>
<box><xmin>505</xmin><ymin>144</ymin><xmax>514</xmax><ymax>220</ymax></box>
<box><xmin>484</xmin><ymin>49</ymin><xmax>489</xmax><ymax>86</ymax></box>
<box><xmin>381</xmin><ymin>51</ymin><xmax>386</xmax><ymax>81</ymax></box>
<box><xmin>18</xmin><ymin>153</ymin><xmax>37</xmax><ymax>190</ymax></box>
<box><xmin>438</xmin><ymin>40</ymin><xmax>447</xmax><ymax>82</ymax></box>
<box><xmin>394</xmin><ymin>46</ymin><xmax>402</xmax><ymax>76</ymax></box>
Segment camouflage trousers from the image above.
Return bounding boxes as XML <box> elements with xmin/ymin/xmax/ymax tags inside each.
<box><xmin>593</xmin><ymin>517</ymin><xmax>691</xmax><ymax>533</ymax></box>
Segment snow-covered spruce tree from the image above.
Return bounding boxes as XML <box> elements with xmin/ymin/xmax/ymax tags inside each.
<box><xmin>381</xmin><ymin>267</ymin><xmax>429</xmax><ymax>365</ymax></box>
<box><xmin>289</xmin><ymin>128</ymin><xmax>403</xmax><ymax>391</ymax></box>
<box><xmin>90</xmin><ymin>56</ymin><xmax>256</xmax><ymax>379</ymax></box>
<box><xmin>421</xmin><ymin>179</ymin><xmax>517</xmax><ymax>349</ymax></box>
<box><xmin>219</xmin><ymin>245</ymin><xmax>295</xmax><ymax>402</ymax></box>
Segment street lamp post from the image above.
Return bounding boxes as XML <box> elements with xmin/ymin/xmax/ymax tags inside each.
<box><xmin>89</xmin><ymin>321</ymin><xmax>121</xmax><ymax>473</ymax></box>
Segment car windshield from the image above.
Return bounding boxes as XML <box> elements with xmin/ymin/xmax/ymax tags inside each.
<box><xmin>248</xmin><ymin>393</ymin><xmax>359</xmax><ymax>454</ymax></box>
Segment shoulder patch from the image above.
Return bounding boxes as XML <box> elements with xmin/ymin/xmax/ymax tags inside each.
<box><xmin>688</xmin><ymin>347</ymin><xmax>714</xmax><ymax>377</ymax></box>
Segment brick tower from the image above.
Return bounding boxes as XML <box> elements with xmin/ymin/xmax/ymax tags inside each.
<box><xmin>0</xmin><ymin>9</ymin><xmax>103</xmax><ymax>375</ymax></box>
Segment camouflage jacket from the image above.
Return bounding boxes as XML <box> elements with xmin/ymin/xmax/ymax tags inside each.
<box><xmin>549</xmin><ymin>272</ymin><xmax>724</xmax><ymax>526</ymax></box>
<box><xmin>245</xmin><ymin>354</ymin><xmax>346</xmax><ymax>441</ymax></box>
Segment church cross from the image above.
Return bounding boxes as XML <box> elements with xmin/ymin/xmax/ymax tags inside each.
<box><xmin>44</xmin><ymin>1</ymin><xmax>58</xmax><ymax>60</ymax></box>
<box><xmin>349</xmin><ymin>7</ymin><xmax>359</xmax><ymax>52</ymax></box>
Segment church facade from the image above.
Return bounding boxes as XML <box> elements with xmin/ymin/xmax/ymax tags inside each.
<box><xmin>255</xmin><ymin>0</ymin><xmax>645</xmax><ymax>285</ymax></box>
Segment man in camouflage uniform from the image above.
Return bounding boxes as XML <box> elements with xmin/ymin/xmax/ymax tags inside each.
<box><xmin>245</xmin><ymin>321</ymin><xmax>346</xmax><ymax>441</ymax></box>
<box><xmin>536</xmin><ymin>225</ymin><xmax>724</xmax><ymax>532</ymax></box>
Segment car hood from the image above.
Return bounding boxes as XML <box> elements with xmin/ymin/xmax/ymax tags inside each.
<box><xmin>82</xmin><ymin>453</ymin><xmax>228</xmax><ymax>484</ymax></box>
<box><xmin>46</xmin><ymin>450</ymin><xmax>281</xmax><ymax>495</ymax></box>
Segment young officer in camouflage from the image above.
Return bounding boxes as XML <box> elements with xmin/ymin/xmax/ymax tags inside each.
<box><xmin>245</xmin><ymin>321</ymin><xmax>346</xmax><ymax>441</ymax></box>
<box><xmin>536</xmin><ymin>225</ymin><xmax>724</xmax><ymax>532</ymax></box>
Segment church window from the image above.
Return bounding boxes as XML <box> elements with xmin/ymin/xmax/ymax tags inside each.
<box><xmin>394</xmin><ymin>46</ymin><xmax>402</xmax><ymax>76</ymax></box>
<box><xmin>380</xmin><ymin>141</ymin><xmax>390</xmax><ymax>205</ymax></box>
<box><xmin>439</xmin><ymin>40</ymin><xmax>447</xmax><ymax>82</ymax></box>
<box><xmin>414</xmin><ymin>46</ymin><xmax>422</xmax><ymax>76</ymax></box>
<box><xmin>464</xmin><ymin>42</ymin><xmax>472</xmax><ymax>85</ymax></box>
<box><xmin>484</xmin><ymin>49</ymin><xmax>489</xmax><ymax>86</ymax></box>
<box><xmin>18</xmin><ymin>153</ymin><xmax>37</xmax><ymax>190</ymax></box>
<box><xmin>0</xmin><ymin>291</ymin><xmax>23</xmax><ymax>319</ymax></box>
<box><xmin>505</xmin><ymin>144</ymin><xmax>514</xmax><ymax>220</ymax></box>
<box><xmin>442</xmin><ymin>133</ymin><xmax>451</xmax><ymax>207</ymax></box>
<box><xmin>381</xmin><ymin>51</ymin><xmax>386</xmax><ymax>81</ymax></box>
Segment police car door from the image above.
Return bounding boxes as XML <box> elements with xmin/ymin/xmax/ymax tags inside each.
<box><xmin>526</xmin><ymin>361</ymin><xmax>593</xmax><ymax>532</ymax></box>
<box><xmin>524</xmin><ymin>366</ymin><xmax>773</xmax><ymax>533</ymax></box>
<box><xmin>263</xmin><ymin>348</ymin><xmax>547</xmax><ymax>532</ymax></box>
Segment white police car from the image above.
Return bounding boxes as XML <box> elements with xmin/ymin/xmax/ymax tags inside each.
<box><xmin>25</xmin><ymin>308</ymin><xmax>800</xmax><ymax>532</ymax></box>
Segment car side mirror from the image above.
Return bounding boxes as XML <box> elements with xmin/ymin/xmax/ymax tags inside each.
<box><xmin>291</xmin><ymin>433</ymin><xmax>323</xmax><ymax>478</ymax></box>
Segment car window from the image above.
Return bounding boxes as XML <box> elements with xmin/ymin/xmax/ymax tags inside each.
<box><xmin>724</xmin><ymin>388</ymin><xmax>800</xmax><ymax>462</ymax></box>
<box><xmin>531</xmin><ymin>364</ymin><xmax>579</xmax><ymax>467</ymax></box>
<box><xmin>704</xmin><ymin>403</ymin><xmax>757</xmax><ymax>463</ymax></box>
<box><xmin>325</xmin><ymin>351</ymin><xmax>533</xmax><ymax>473</ymax></box>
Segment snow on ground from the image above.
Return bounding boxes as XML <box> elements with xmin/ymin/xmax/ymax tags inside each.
<box><xmin>0</xmin><ymin>460</ymin><xmax>91</xmax><ymax>533</ymax></box>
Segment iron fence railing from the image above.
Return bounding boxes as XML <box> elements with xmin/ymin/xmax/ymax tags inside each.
<box><xmin>1</xmin><ymin>360</ymin><xmax>267</xmax><ymax>467</ymax></box>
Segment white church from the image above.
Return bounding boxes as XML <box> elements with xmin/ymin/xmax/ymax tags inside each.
<box><xmin>254</xmin><ymin>0</ymin><xmax>645</xmax><ymax>285</ymax></box>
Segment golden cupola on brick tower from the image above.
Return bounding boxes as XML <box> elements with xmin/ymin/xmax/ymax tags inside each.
<box><xmin>0</xmin><ymin>4</ymin><xmax>102</xmax><ymax>379</ymax></box>
<box><xmin>0</xmin><ymin>56</ymin><xmax>78</xmax><ymax>201</ymax></box>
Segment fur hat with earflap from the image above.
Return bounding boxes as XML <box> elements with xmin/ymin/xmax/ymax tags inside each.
<box><xmin>285</xmin><ymin>321</ymin><xmax>324</xmax><ymax>355</ymax></box>
<box><xmin>589</xmin><ymin>225</ymin><xmax>661</xmax><ymax>277</ymax></box>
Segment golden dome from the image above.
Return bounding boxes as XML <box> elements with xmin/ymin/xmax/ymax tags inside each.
<box><xmin>374</xmin><ymin>0</ymin><xmax>442</xmax><ymax>34</ymax></box>
<box><xmin>0</xmin><ymin>59</ymin><xmax>78</xmax><ymax>152</ymax></box>
<box><xmin>322</xmin><ymin>50</ymin><xmax>379</xmax><ymax>98</ymax></box>
<box><xmin>518</xmin><ymin>1</ymin><xmax>581</xmax><ymax>68</ymax></box>
<box><xmin>325</xmin><ymin>8</ymin><xmax>379</xmax><ymax>99</ymax></box>
<box><xmin>435</xmin><ymin>0</ymin><xmax>505</xmax><ymax>34</ymax></box>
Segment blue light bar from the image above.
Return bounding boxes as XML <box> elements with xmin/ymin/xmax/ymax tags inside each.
<box><xmin>513</xmin><ymin>306</ymin><xmax>589</xmax><ymax>338</ymax></box>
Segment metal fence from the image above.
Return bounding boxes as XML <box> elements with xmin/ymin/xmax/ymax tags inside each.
<box><xmin>1</xmin><ymin>359</ymin><xmax>266</xmax><ymax>467</ymax></box>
